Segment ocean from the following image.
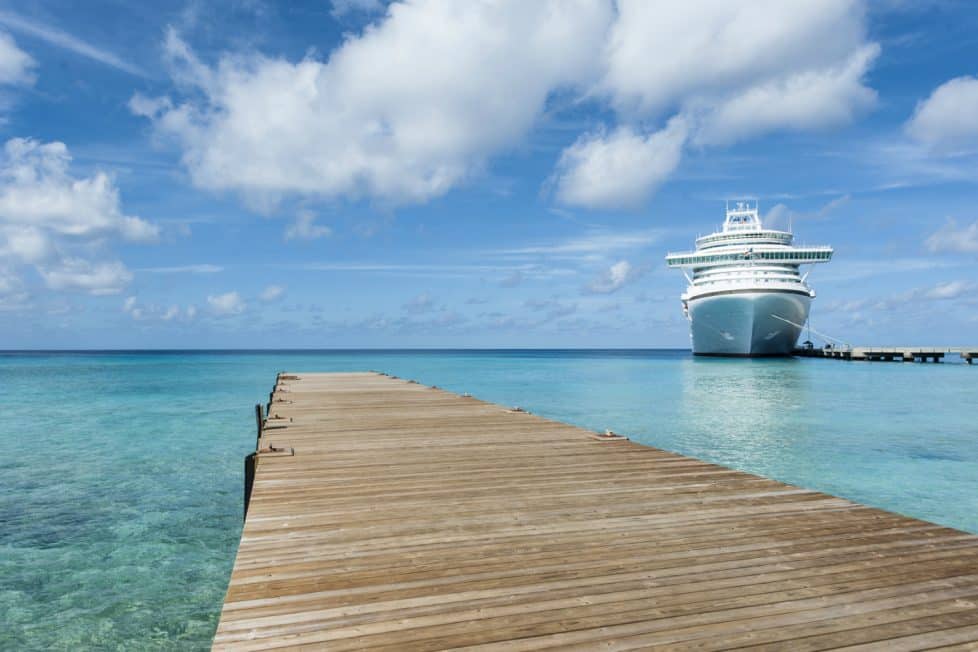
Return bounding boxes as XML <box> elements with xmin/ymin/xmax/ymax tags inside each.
<box><xmin>1</xmin><ymin>349</ymin><xmax>976</xmax><ymax>650</ymax></box>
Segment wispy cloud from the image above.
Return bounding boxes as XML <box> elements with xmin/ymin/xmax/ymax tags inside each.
<box><xmin>291</xmin><ymin>262</ymin><xmax>575</xmax><ymax>279</ymax></box>
<box><xmin>492</xmin><ymin>229</ymin><xmax>665</xmax><ymax>259</ymax></box>
<box><xmin>925</xmin><ymin>218</ymin><xmax>978</xmax><ymax>254</ymax></box>
<box><xmin>823</xmin><ymin>279</ymin><xmax>977</xmax><ymax>315</ymax></box>
<box><xmin>137</xmin><ymin>264</ymin><xmax>223</xmax><ymax>274</ymax></box>
<box><xmin>817</xmin><ymin>257</ymin><xmax>960</xmax><ymax>283</ymax></box>
<box><xmin>582</xmin><ymin>260</ymin><xmax>646</xmax><ymax>294</ymax></box>
<box><xmin>0</xmin><ymin>11</ymin><xmax>146</xmax><ymax>77</ymax></box>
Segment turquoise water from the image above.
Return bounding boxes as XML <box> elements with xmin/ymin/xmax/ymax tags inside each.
<box><xmin>1</xmin><ymin>350</ymin><xmax>976</xmax><ymax>650</ymax></box>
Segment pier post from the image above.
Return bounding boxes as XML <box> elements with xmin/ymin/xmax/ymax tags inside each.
<box><xmin>254</xmin><ymin>403</ymin><xmax>264</xmax><ymax>443</ymax></box>
<box><xmin>243</xmin><ymin>452</ymin><xmax>257</xmax><ymax>518</ymax></box>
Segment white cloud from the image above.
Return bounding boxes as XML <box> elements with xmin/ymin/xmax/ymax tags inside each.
<box><xmin>39</xmin><ymin>258</ymin><xmax>132</xmax><ymax>295</ymax></box>
<box><xmin>285</xmin><ymin>209</ymin><xmax>331</xmax><ymax>240</ymax></box>
<box><xmin>0</xmin><ymin>11</ymin><xmax>145</xmax><ymax>77</ymax></box>
<box><xmin>553</xmin><ymin>118</ymin><xmax>687</xmax><ymax>210</ymax></box>
<box><xmin>924</xmin><ymin>280</ymin><xmax>973</xmax><ymax>300</ymax></box>
<box><xmin>692</xmin><ymin>44</ymin><xmax>878</xmax><ymax>145</ymax></box>
<box><xmin>0</xmin><ymin>31</ymin><xmax>34</xmax><ymax>86</ymax></box>
<box><xmin>0</xmin><ymin>138</ymin><xmax>157</xmax><ymax>242</ymax></box>
<box><xmin>133</xmin><ymin>2</ymin><xmax>613</xmax><ymax>206</ymax></box>
<box><xmin>496</xmin><ymin>229</ymin><xmax>663</xmax><ymax>259</ymax></box>
<box><xmin>925</xmin><ymin>218</ymin><xmax>978</xmax><ymax>254</ymax></box>
<box><xmin>583</xmin><ymin>259</ymin><xmax>644</xmax><ymax>294</ymax></box>
<box><xmin>133</xmin><ymin>1</ymin><xmax>876</xmax><ymax>213</ymax></box>
<box><xmin>560</xmin><ymin>0</ymin><xmax>877</xmax><ymax>206</ymax></box>
<box><xmin>0</xmin><ymin>225</ymin><xmax>51</xmax><ymax>263</ymax></box>
<box><xmin>207</xmin><ymin>291</ymin><xmax>245</xmax><ymax>316</ymax></box>
<box><xmin>123</xmin><ymin>295</ymin><xmax>197</xmax><ymax>321</ymax></box>
<box><xmin>600</xmin><ymin>0</ymin><xmax>873</xmax><ymax>120</ymax></box>
<box><xmin>0</xmin><ymin>138</ymin><xmax>157</xmax><ymax>295</ymax></box>
<box><xmin>260</xmin><ymin>284</ymin><xmax>285</xmax><ymax>301</ymax></box>
<box><xmin>906</xmin><ymin>76</ymin><xmax>978</xmax><ymax>151</ymax></box>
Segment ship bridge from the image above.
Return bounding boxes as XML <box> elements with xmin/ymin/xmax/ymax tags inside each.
<box><xmin>666</xmin><ymin>201</ymin><xmax>833</xmax><ymax>269</ymax></box>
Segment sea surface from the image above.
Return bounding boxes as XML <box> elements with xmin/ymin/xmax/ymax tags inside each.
<box><xmin>1</xmin><ymin>349</ymin><xmax>976</xmax><ymax>650</ymax></box>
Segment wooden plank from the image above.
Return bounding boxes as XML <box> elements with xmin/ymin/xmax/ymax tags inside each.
<box><xmin>212</xmin><ymin>372</ymin><xmax>978</xmax><ymax>650</ymax></box>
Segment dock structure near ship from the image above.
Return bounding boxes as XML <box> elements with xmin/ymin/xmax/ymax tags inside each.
<box><xmin>795</xmin><ymin>346</ymin><xmax>978</xmax><ymax>363</ymax></box>
<box><xmin>214</xmin><ymin>371</ymin><xmax>978</xmax><ymax>650</ymax></box>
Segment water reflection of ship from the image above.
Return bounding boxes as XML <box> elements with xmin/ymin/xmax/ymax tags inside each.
<box><xmin>677</xmin><ymin>358</ymin><xmax>809</xmax><ymax>462</ymax></box>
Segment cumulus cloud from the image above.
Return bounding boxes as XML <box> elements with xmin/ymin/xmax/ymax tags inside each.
<box><xmin>559</xmin><ymin>0</ymin><xmax>877</xmax><ymax>206</ymax></box>
<box><xmin>207</xmin><ymin>291</ymin><xmax>245</xmax><ymax>316</ymax></box>
<box><xmin>925</xmin><ymin>218</ymin><xmax>978</xmax><ymax>254</ymax></box>
<box><xmin>132</xmin><ymin>1</ymin><xmax>877</xmax><ymax>213</ymax></box>
<box><xmin>0</xmin><ymin>138</ymin><xmax>157</xmax><ymax>295</ymax></box>
<box><xmin>285</xmin><ymin>209</ymin><xmax>331</xmax><ymax>240</ymax></box>
<box><xmin>906</xmin><ymin>76</ymin><xmax>978</xmax><ymax>151</ymax></box>
<box><xmin>691</xmin><ymin>44</ymin><xmax>878</xmax><ymax>146</ymax></box>
<box><xmin>583</xmin><ymin>259</ymin><xmax>644</xmax><ymax>294</ymax></box>
<box><xmin>0</xmin><ymin>138</ymin><xmax>157</xmax><ymax>242</ymax></box>
<box><xmin>601</xmin><ymin>0</ymin><xmax>872</xmax><ymax>119</ymax></box>
<box><xmin>260</xmin><ymin>284</ymin><xmax>285</xmax><ymax>301</ymax></box>
<box><xmin>553</xmin><ymin>118</ymin><xmax>687</xmax><ymax>210</ymax></box>
<box><xmin>133</xmin><ymin>2</ymin><xmax>613</xmax><ymax>207</ymax></box>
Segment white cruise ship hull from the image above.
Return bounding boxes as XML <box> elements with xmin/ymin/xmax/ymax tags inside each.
<box><xmin>687</xmin><ymin>290</ymin><xmax>810</xmax><ymax>356</ymax></box>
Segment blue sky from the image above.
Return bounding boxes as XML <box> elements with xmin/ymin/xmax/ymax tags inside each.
<box><xmin>1</xmin><ymin>0</ymin><xmax>977</xmax><ymax>348</ymax></box>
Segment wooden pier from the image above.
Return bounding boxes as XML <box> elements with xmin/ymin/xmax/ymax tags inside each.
<box><xmin>795</xmin><ymin>346</ymin><xmax>978</xmax><ymax>363</ymax></box>
<box><xmin>214</xmin><ymin>372</ymin><xmax>978</xmax><ymax>650</ymax></box>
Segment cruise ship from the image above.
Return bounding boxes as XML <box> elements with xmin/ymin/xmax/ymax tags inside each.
<box><xmin>666</xmin><ymin>201</ymin><xmax>833</xmax><ymax>356</ymax></box>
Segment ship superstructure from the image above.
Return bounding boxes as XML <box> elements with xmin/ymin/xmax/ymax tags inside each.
<box><xmin>666</xmin><ymin>201</ymin><xmax>832</xmax><ymax>356</ymax></box>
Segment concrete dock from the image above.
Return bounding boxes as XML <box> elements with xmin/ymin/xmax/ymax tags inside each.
<box><xmin>214</xmin><ymin>372</ymin><xmax>978</xmax><ymax>650</ymax></box>
<box><xmin>795</xmin><ymin>347</ymin><xmax>978</xmax><ymax>363</ymax></box>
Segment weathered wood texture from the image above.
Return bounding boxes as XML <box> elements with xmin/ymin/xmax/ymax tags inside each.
<box><xmin>213</xmin><ymin>372</ymin><xmax>978</xmax><ymax>651</ymax></box>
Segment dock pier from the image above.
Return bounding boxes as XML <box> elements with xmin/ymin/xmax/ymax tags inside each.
<box><xmin>214</xmin><ymin>372</ymin><xmax>978</xmax><ymax>650</ymax></box>
<box><xmin>795</xmin><ymin>346</ymin><xmax>977</xmax><ymax>363</ymax></box>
